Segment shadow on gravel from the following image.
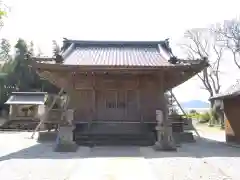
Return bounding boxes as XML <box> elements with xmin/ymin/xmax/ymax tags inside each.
<box><xmin>0</xmin><ymin>136</ymin><xmax>240</xmax><ymax>161</ymax></box>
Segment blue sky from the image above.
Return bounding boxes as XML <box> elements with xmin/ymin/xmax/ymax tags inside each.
<box><xmin>1</xmin><ymin>0</ymin><xmax>240</xmax><ymax>102</ymax></box>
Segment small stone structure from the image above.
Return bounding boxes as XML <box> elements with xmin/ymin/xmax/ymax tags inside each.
<box><xmin>5</xmin><ymin>92</ymin><xmax>47</xmax><ymax>121</ymax></box>
<box><xmin>154</xmin><ymin>96</ymin><xmax>176</xmax><ymax>151</ymax></box>
<box><xmin>3</xmin><ymin>92</ymin><xmax>47</xmax><ymax>130</ymax></box>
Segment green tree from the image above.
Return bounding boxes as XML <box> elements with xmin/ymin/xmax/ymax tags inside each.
<box><xmin>0</xmin><ymin>38</ymin><xmax>59</xmax><ymax>109</ymax></box>
<box><xmin>0</xmin><ymin>39</ymin><xmax>12</xmax><ymax>107</ymax></box>
<box><xmin>1</xmin><ymin>39</ymin><xmax>36</xmax><ymax>92</ymax></box>
<box><xmin>0</xmin><ymin>39</ymin><xmax>12</xmax><ymax>73</ymax></box>
<box><xmin>0</xmin><ymin>38</ymin><xmax>11</xmax><ymax>61</ymax></box>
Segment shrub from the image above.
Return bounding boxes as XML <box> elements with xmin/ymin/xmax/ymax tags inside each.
<box><xmin>199</xmin><ymin>112</ymin><xmax>211</xmax><ymax>123</ymax></box>
<box><xmin>189</xmin><ymin>109</ymin><xmax>197</xmax><ymax>114</ymax></box>
<box><xmin>186</xmin><ymin>112</ymin><xmax>200</xmax><ymax>120</ymax></box>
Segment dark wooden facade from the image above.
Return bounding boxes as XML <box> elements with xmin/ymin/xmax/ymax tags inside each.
<box><xmin>222</xmin><ymin>96</ymin><xmax>240</xmax><ymax>143</ymax></box>
<box><xmin>211</xmin><ymin>95</ymin><xmax>240</xmax><ymax>144</ymax></box>
<box><xmin>31</xmin><ymin>40</ymin><xmax>208</xmax><ymax>145</ymax></box>
<box><xmin>56</xmin><ymin>73</ymin><xmax>164</xmax><ymax>123</ymax></box>
<box><xmin>211</xmin><ymin>80</ymin><xmax>240</xmax><ymax>144</ymax></box>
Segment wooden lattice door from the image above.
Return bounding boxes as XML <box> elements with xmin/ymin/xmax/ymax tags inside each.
<box><xmin>126</xmin><ymin>90</ymin><xmax>138</xmax><ymax>121</ymax></box>
<box><xmin>74</xmin><ymin>90</ymin><xmax>92</xmax><ymax>121</ymax></box>
<box><xmin>96</xmin><ymin>90</ymin><xmax>126</xmax><ymax>121</ymax></box>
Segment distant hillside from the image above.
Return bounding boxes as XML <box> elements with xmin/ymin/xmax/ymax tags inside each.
<box><xmin>180</xmin><ymin>100</ymin><xmax>210</xmax><ymax>109</ymax></box>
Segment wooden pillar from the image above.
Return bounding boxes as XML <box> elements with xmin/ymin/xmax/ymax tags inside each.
<box><xmin>124</xmin><ymin>90</ymin><xmax>127</xmax><ymax>120</ymax></box>
<box><xmin>137</xmin><ymin>76</ymin><xmax>142</xmax><ymax>122</ymax></box>
<box><xmin>153</xmin><ymin>71</ymin><xmax>176</xmax><ymax>151</ymax></box>
<box><xmin>91</xmin><ymin>74</ymin><xmax>96</xmax><ymax>126</ymax></box>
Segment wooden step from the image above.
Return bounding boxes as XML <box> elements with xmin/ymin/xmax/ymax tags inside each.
<box><xmin>74</xmin><ymin>132</ymin><xmax>156</xmax><ymax>146</ymax></box>
<box><xmin>0</xmin><ymin>120</ymin><xmax>57</xmax><ymax>131</ymax></box>
<box><xmin>73</xmin><ymin>122</ymin><xmax>156</xmax><ymax>146</ymax></box>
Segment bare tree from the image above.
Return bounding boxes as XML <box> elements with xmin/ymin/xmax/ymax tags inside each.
<box><xmin>213</xmin><ymin>19</ymin><xmax>240</xmax><ymax>69</ymax></box>
<box><xmin>181</xmin><ymin>28</ymin><xmax>224</xmax><ymax>107</ymax></box>
<box><xmin>52</xmin><ymin>40</ymin><xmax>63</xmax><ymax>63</ymax></box>
<box><xmin>181</xmin><ymin>29</ymin><xmax>225</xmax><ymax>127</ymax></box>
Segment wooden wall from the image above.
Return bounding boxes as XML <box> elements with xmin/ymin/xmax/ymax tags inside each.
<box><xmin>44</xmin><ymin>72</ymin><xmax>165</xmax><ymax>122</ymax></box>
<box><xmin>223</xmin><ymin>96</ymin><xmax>240</xmax><ymax>143</ymax></box>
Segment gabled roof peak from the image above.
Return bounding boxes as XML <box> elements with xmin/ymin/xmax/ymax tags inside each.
<box><xmin>63</xmin><ymin>39</ymin><xmax>165</xmax><ymax>45</ymax></box>
<box><xmin>61</xmin><ymin>39</ymin><xmax>170</xmax><ymax>52</ymax></box>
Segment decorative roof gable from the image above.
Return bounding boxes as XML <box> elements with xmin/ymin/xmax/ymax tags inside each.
<box><xmin>31</xmin><ymin>39</ymin><xmax>208</xmax><ymax>71</ymax></box>
<box><xmin>58</xmin><ymin>40</ymin><xmax>173</xmax><ymax>67</ymax></box>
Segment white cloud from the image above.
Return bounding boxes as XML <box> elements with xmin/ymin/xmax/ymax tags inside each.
<box><xmin>1</xmin><ymin>0</ymin><xmax>240</xmax><ymax>101</ymax></box>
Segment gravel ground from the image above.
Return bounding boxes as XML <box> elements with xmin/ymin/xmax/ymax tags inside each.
<box><xmin>0</xmin><ymin>130</ymin><xmax>239</xmax><ymax>180</ymax></box>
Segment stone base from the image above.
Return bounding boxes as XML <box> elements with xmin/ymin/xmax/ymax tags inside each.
<box><xmin>54</xmin><ymin>142</ymin><xmax>78</xmax><ymax>152</ymax></box>
<box><xmin>173</xmin><ymin>132</ymin><xmax>196</xmax><ymax>144</ymax></box>
<box><xmin>37</xmin><ymin>131</ymin><xmax>58</xmax><ymax>142</ymax></box>
<box><xmin>153</xmin><ymin>141</ymin><xmax>177</xmax><ymax>151</ymax></box>
<box><xmin>54</xmin><ymin>125</ymin><xmax>78</xmax><ymax>152</ymax></box>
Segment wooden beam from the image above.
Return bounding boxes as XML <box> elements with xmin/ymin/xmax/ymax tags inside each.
<box><xmin>124</xmin><ymin>90</ymin><xmax>127</xmax><ymax>120</ymax></box>
<box><xmin>31</xmin><ymin>88</ymin><xmax>65</xmax><ymax>138</ymax></box>
<box><xmin>32</xmin><ymin>61</ymin><xmax>205</xmax><ymax>72</ymax></box>
<box><xmin>92</xmin><ymin>74</ymin><xmax>96</xmax><ymax>121</ymax></box>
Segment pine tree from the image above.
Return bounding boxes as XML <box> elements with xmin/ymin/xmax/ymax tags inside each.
<box><xmin>0</xmin><ymin>39</ymin><xmax>11</xmax><ymax>61</ymax></box>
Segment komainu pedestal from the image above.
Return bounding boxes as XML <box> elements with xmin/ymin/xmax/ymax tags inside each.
<box><xmin>54</xmin><ymin>109</ymin><xmax>78</xmax><ymax>152</ymax></box>
<box><xmin>153</xmin><ymin>110</ymin><xmax>177</xmax><ymax>151</ymax></box>
<box><xmin>54</xmin><ymin>125</ymin><xmax>78</xmax><ymax>152</ymax></box>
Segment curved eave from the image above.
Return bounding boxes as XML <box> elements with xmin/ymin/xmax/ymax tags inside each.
<box><xmin>210</xmin><ymin>92</ymin><xmax>240</xmax><ymax>100</ymax></box>
<box><xmin>165</xmin><ymin>60</ymin><xmax>209</xmax><ymax>90</ymax></box>
<box><xmin>30</xmin><ymin>59</ymin><xmax>208</xmax><ymax>73</ymax></box>
<box><xmin>31</xmin><ymin>58</ymin><xmax>208</xmax><ymax>91</ymax></box>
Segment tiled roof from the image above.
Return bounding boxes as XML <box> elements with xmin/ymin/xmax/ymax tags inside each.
<box><xmin>57</xmin><ymin>40</ymin><xmax>175</xmax><ymax>67</ymax></box>
<box><xmin>32</xmin><ymin>40</ymin><xmax>209</xmax><ymax>70</ymax></box>
<box><xmin>5</xmin><ymin>92</ymin><xmax>47</xmax><ymax>105</ymax></box>
<box><xmin>211</xmin><ymin>79</ymin><xmax>240</xmax><ymax>99</ymax></box>
<box><xmin>63</xmin><ymin>46</ymin><xmax>171</xmax><ymax>67</ymax></box>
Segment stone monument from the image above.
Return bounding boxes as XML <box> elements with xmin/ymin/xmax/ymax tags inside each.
<box><xmin>54</xmin><ymin>109</ymin><xmax>78</xmax><ymax>152</ymax></box>
<box><xmin>153</xmin><ymin>94</ymin><xmax>176</xmax><ymax>151</ymax></box>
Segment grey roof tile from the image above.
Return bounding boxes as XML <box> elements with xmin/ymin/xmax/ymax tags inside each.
<box><xmin>33</xmin><ymin>40</ymin><xmax>208</xmax><ymax>69</ymax></box>
<box><xmin>63</xmin><ymin>46</ymin><xmax>171</xmax><ymax>67</ymax></box>
<box><xmin>5</xmin><ymin>92</ymin><xmax>47</xmax><ymax>105</ymax></box>
<box><xmin>211</xmin><ymin>79</ymin><xmax>240</xmax><ymax>99</ymax></box>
